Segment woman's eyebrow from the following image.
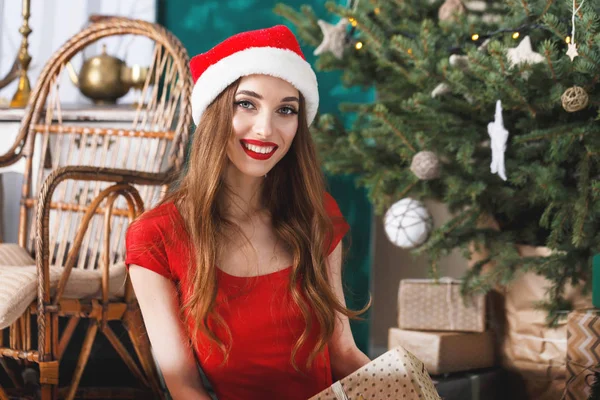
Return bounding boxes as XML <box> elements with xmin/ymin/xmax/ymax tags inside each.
<box><xmin>236</xmin><ymin>90</ymin><xmax>262</xmax><ymax>99</ymax></box>
<box><xmin>236</xmin><ymin>90</ymin><xmax>299</xmax><ymax>103</ymax></box>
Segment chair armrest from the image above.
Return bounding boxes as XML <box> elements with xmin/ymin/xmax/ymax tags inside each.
<box><xmin>0</xmin><ymin>122</ymin><xmax>29</xmax><ymax>168</ymax></box>
<box><xmin>34</xmin><ymin>166</ymin><xmax>170</xmax><ymax>358</ymax></box>
<box><xmin>53</xmin><ymin>183</ymin><xmax>141</xmax><ymax>307</ymax></box>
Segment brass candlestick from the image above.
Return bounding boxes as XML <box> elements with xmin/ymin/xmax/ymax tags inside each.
<box><xmin>10</xmin><ymin>0</ymin><xmax>32</xmax><ymax>108</ymax></box>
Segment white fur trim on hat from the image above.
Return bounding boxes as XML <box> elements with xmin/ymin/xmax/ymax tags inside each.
<box><xmin>191</xmin><ymin>46</ymin><xmax>319</xmax><ymax>126</ymax></box>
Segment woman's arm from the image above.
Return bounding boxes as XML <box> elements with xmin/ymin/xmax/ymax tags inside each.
<box><xmin>326</xmin><ymin>243</ymin><xmax>371</xmax><ymax>381</ymax></box>
<box><xmin>129</xmin><ymin>265</ymin><xmax>212</xmax><ymax>400</ymax></box>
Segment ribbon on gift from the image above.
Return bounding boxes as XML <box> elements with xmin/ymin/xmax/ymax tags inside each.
<box><xmin>331</xmin><ymin>382</ymin><xmax>349</xmax><ymax>400</ymax></box>
<box><xmin>331</xmin><ymin>382</ymin><xmax>368</xmax><ymax>400</ymax></box>
<box><xmin>439</xmin><ymin>277</ymin><xmax>457</xmax><ymax>330</ymax></box>
<box><xmin>439</xmin><ymin>277</ymin><xmax>483</xmax><ymax>331</ymax></box>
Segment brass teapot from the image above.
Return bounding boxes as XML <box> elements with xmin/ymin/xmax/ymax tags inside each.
<box><xmin>66</xmin><ymin>44</ymin><xmax>150</xmax><ymax>104</ymax></box>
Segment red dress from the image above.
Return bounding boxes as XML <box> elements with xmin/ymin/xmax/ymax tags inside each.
<box><xmin>125</xmin><ymin>192</ymin><xmax>350</xmax><ymax>400</ymax></box>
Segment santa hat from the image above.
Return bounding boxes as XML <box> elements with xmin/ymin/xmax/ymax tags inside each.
<box><xmin>189</xmin><ymin>25</ymin><xmax>319</xmax><ymax>126</ymax></box>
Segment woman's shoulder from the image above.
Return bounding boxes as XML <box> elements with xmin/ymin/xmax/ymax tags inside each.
<box><xmin>139</xmin><ymin>201</ymin><xmax>179</xmax><ymax>221</ymax></box>
<box><xmin>133</xmin><ymin>201</ymin><xmax>181</xmax><ymax>228</ymax></box>
<box><xmin>322</xmin><ymin>191</ymin><xmax>350</xmax><ymax>255</ymax></box>
<box><xmin>125</xmin><ymin>202</ymin><xmax>182</xmax><ymax>280</ymax></box>
<box><xmin>127</xmin><ymin>201</ymin><xmax>184</xmax><ymax>241</ymax></box>
<box><xmin>323</xmin><ymin>191</ymin><xmax>343</xmax><ymax>218</ymax></box>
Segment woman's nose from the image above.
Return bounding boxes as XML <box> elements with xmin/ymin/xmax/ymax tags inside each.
<box><xmin>253</xmin><ymin>110</ymin><xmax>273</xmax><ymax>138</ymax></box>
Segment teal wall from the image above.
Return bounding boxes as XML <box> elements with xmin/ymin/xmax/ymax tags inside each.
<box><xmin>157</xmin><ymin>0</ymin><xmax>373</xmax><ymax>354</ymax></box>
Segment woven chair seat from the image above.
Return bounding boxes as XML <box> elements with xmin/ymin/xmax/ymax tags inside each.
<box><xmin>0</xmin><ymin>243</ymin><xmax>37</xmax><ymax>266</ymax></box>
<box><xmin>0</xmin><ymin>244</ymin><xmax>126</xmax><ymax>330</ymax></box>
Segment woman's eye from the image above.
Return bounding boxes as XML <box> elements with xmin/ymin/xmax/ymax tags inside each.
<box><xmin>235</xmin><ymin>100</ymin><xmax>254</xmax><ymax>109</ymax></box>
<box><xmin>279</xmin><ymin>106</ymin><xmax>298</xmax><ymax>115</ymax></box>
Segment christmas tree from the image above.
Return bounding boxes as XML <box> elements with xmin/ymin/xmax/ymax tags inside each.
<box><xmin>275</xmin><ymin>0</ymin><xmax>600</xmax><ymax>323</ymax></box>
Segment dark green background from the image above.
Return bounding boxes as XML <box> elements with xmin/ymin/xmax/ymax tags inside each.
<box><xmin>157</xmin><ymin>0</ymin><xmax>374</xmax><ymax>353</ymax></box>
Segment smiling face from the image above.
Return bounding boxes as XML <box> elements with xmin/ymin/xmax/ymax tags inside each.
<box><xmin>226</xmin><ymin>74</ymin><xmax>300</xmax><ymax>179</ymax></box>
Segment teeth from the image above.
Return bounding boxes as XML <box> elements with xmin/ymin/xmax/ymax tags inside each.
<box><xmin>242</xmin><ymin>142</ymin><xmax>275</xmax><ymax>154</ymax></box>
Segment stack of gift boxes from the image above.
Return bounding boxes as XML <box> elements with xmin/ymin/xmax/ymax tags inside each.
<box><xmin>388</xmin><ymin>267</ymin><xmax>600</xmax><ymax>400</ymax></box>
<box><xmin>388</xmin><ymin>278</ymin><xmax>504</xmax><ymax>399</ymax></box>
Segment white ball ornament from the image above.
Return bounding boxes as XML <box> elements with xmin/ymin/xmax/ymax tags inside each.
<box><xmin>384</xmin><ymin>198</ymin><xmax>433</xmax><ymax>249</ymax></box>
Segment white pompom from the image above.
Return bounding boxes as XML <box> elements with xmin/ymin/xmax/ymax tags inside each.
<box><xmin>383</xmin><ymin>198</ymin><xmax>433</xmax><ymax>249</ymax></box>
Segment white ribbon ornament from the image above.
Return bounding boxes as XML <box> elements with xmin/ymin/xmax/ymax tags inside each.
<box><xmin>487</xmin><ymin>100</ymin><xmax>509</xmax><ymax>181</ymax></box>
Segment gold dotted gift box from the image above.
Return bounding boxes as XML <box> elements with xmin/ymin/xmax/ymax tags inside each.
<box><xmin>308</xmin><ymin>346</ymin><xmax>441</xmax><ymax>400</ymax></box>
<box><xmin>398</xmin><ymin>279</ymin><xmax>486</xmax><ymax>333</ymax></box>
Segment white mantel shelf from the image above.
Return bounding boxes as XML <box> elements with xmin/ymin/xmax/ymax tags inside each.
<box><xmin>0</xmin><ymin>104</ymin><xmax>142</xmax><ymax>122</ymax></box>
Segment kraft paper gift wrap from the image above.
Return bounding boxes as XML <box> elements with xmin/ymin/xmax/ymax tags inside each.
<box><xmin>564</xmin><ymin>309</ymin><xmax>600</xmax><ymax>400</ymax></box>
<box><xmin>468</xmin><ymin>240</ymin><xmax>592</xmax><ymax>400</ymax></box>
<box><xmin>398</xmin><ymin>278</ymin><xmax>485</xmax><ymax>333</ymax></box>
<box><xmin>388</xmin><ymin>328</ymin><xmax>495</xmax><ymax>375</ymax></box>
<box><xmin>500</xmin><ymin>270</ymin><xmax>591</xmax><ymax>400</ymax></box>
<box><xmin>465</xmin><ymin>217</ymin><xmax>593</xmax><ymax>399</ymax></box>
<box><xmin>308</xmin><ymin>346</ymin><xmax>440</xmax><ymax>400</ymax></box>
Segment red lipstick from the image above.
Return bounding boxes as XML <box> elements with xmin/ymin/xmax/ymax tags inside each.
<box><xmin>240</xmin><ymin>139</ymin><xmax>278</xmax><ymax>160</ymax></box>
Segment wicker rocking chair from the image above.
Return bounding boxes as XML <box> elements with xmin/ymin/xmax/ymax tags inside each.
<box><xmin>0</xmin><ymin>16</ymin><xmax>192</xmax><ymax>400</ymax></box>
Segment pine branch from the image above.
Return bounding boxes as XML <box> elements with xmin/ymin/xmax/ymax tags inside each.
<box><xmin>538</xmin><ymin>0</ymin><xmax>555</xmax><ymax>21</ymax></box>
<box><xmin>540</xmin><ymin>42</ymin><xmax>558</xmax><ymax>82</ymax></box>
<box><xmin>513</xmin><ymin>123</ymin><xmax>593</xmax><ymax>144</ymax></box>
<box><xmin>373</xmin><ymin>107</ymin><xmax>417</xmax><ymax>153</ymax></box>
<box><xmin>573</xmin><ymin>154</ymin><xmax>591</xmax><ymax>248</ymax></box>
<box><xmin>518</xmin><ymin>0</ymin><xmax>533</xmax><ymax>17</ymax></box>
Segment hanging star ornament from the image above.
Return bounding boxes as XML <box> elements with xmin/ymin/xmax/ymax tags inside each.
<box><xmin>487</xmin><ymin>100</ymin><xmax>509</xmax><ymax>181</ymax></box>
<box><xmin>506</xmin><ymin>35</ymin><xmax>544</xmax><ymax>68</ymax></box>
<box><xmin>566</xmin><ymin>0</ymin><xmax>585</xmax><ymax>61</ymax></box>
<box><xmin>566</xmin><ymin>42</ymin><xmax>579</xmax><ymax>61</ymax></box>
<box><xmin>314</xmin><ymin>18</ymin><xmax>349</xmax><ymax>59</ymax></box>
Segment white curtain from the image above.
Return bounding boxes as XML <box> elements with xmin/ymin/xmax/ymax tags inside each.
<box><xmin>0</xmin><ymin>0</ymin><xmax>156</xmax><ymax>105</ymax></box>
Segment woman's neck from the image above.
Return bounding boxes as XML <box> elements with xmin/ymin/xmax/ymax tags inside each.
<box><xmin>222</xmin><ymin>164</ymin><xmax>266</xmax><ymax>220</ymax></box>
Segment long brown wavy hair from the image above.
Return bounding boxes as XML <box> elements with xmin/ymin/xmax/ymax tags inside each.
<box><xmin>142</xmin><ymin>77</ymin><xmax>369</xmax><ymax>371</ymax></box>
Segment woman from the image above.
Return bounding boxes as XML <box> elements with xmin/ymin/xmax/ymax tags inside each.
<box><xmin>125</xmin><ymin>25</ymin><xmax>370</xmax><ymax>400</ymax></box>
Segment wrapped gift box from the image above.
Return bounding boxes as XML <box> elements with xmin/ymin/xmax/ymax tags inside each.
<box><xmin>564</xmin><ymin>309</ymin><xmax>600</xmax><ymax>400</ymax></box>
<box><xmin>499</xmin><ymin>270</ymin><xmax>591</xmax><ymax>400</ymax></box>
<box><xmin>434</xmin><ymin>368</ymin><xmax>515</xmax><ymax>400</ymax></box>
<box><xmin>388</xmin><ymin>328</ymin><xmax>495</xmax><ymax>375</ymax></box>
<box><xmin>398</xmin><ymin>278</ymin><xmax>486</xmax><ymax>332</ymax></box>
<box><xmin>309</xmin><ymin>346</ymin><xmax>440</xmax><ymax>400</ymax></box>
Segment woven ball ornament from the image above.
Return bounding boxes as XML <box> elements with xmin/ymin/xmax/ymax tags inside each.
<box><xmin>384</xmin><ymin>198</ymin><xmax>433</xmax><ymax>249</ymax></box>
<box><xmin>438</xmin><ymin>0</ymin><xmax>466</xmax><ymax>21</ymax></box>
<box><xmin>410</xmin><ymin>151</ymin><xmax>440</xmax><ymax>180</ymax></box>
<box><xmin>561</xmin><ymin>86</ymin><xmax>588</xmax><ymax>113</ymax></box>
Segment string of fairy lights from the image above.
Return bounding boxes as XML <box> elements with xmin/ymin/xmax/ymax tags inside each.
<box><xmin>343</xmin><ymin>6</ymin><xmax>579</xmax><ymax>53</ymax></box>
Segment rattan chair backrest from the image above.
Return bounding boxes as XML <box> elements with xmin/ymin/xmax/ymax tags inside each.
<box><xmin>18</xmin><ymin>17</ymin><xmax>193</xmax><ymax>270</ymax></box>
